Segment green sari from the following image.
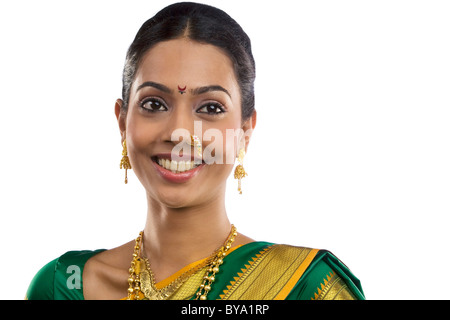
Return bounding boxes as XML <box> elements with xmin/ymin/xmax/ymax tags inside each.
<box><xmin>26</xmin><ymin>242</ymin><xmax>364</xmax><ymax>300</ymax></box>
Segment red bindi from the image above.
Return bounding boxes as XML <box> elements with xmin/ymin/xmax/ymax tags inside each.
<box><xmin>178</xmin><ymin>85</ymin><xmax>187</xmax><ymax>94</ymax></box>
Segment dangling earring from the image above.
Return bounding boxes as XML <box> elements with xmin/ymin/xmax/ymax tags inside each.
<box><xmin>120</xmin><ymin>139</ymin><xmax>132</xmax><ymax>184</ymax></box>
<box><xmin>234</xmin><ymin>148</ymin><xmax>247</xmax><ymax>194</ymax></box>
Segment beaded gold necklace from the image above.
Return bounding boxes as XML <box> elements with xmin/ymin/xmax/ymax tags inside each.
<box><xmin>127</xmin><ymin>225</ymin><xmax>237</xmax><ymax>300</ymax></box>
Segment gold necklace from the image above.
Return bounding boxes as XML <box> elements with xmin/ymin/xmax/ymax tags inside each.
<box><xmin>127</xmin><ymin>225</ymin><xmax>237</xmax><ymax>300</ymax></box>
<box><xmin>139</xmin><ymin>251</ymin><xmax>216</xmax><ymax>300</ymax></box>
<box><xmin>195</xmin><ymin>225</ymin><xmax>237</xmax><ymax>300</ymax></box>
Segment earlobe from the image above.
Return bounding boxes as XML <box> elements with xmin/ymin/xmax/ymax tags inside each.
<box><xmin>250</xmin><ymin>110</ymin><xmax>257</xmax><ymax>130</ymax></box>
<box><xmin>115</xmin><ymin>99</ymin><xmax>126</xmax><ymax>137</ymax></box>
<box><xmin>242</xmin><ymin>110</ymin><xmax>257</xmax><ymax>132</ymax></box>
<box><xmin>241</xmin><ymin>110</ymin><xmax>257</xmax><ymax>153</ymax></box>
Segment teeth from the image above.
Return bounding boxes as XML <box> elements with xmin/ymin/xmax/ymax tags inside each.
<box><xmin>157</xmin><ymin>158</ymin><xmax>200</xmax><ymax>173</ymax></box>
<box><xmin>178</xmin><ymin>161</ymin><xmax>186</xmax><ymax>172</ymax></box>
<box><xmin>170</xmin><ymin>160</ymin><xmax>178</xmax><ymax>172</ymax></box>
<box><xmin>163</xmin><ymin>159</ymin><xmax>170</xmax><ymax>170</ymax></box>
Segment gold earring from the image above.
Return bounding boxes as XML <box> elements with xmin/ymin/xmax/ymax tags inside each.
<box><xmin>120</xmin><ymin>139</ymin><xmax>132</xmax><ymax>184</ymax></box>
<box><xmin>234</xmin><ymin>148</ymin><xmax>247</xmax><ymax>194</ymax></box>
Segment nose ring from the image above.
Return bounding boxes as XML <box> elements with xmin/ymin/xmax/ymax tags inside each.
<box><xmin>190</xmin><ymin>135</ymin><xmax>202</xmax><ymax>158</ymax></box>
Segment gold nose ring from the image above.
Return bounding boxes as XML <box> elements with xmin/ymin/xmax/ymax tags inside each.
<box><xmin>190</xmin><ymin>135</ymin><xmax>202</xmax><ymax>158</ymax></box>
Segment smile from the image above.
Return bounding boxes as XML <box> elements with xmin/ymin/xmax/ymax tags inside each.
<box><xmin>151</xmin><ymin>154</ymin><xmax>206</xmax><ymax>184</ymax></box>
<box><xmin>154</xmin><ymin>157</ymin><xmax>202</xmax><ymax>173</ymax></box>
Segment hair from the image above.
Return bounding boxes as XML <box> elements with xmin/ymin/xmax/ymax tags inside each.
<box><xmin>121</xmin><ymin>2</ymin><xmax>256</xmax><ymax>121</ymax></box>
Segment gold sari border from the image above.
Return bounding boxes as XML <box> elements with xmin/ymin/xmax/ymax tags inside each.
<box><xmin>274</xmin><ymin>248</ymin><xmax>319</xmax><ymax>300</ymax></box>
<box><xmin>219</xmin><ymin>245</ymin><xmax>320</xmax><ymax>300</ymax></box>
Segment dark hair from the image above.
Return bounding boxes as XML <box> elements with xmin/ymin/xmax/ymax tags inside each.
<box><xmin>121</xmin><ymin>2</ymin><xmax>256</xmax><ymax>121</ymax></box>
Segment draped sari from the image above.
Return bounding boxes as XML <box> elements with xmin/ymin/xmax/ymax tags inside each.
<box><xmin>26</xmin><ymin>241</ymin><xmax>364</xmax><ymax>300</ymax></box>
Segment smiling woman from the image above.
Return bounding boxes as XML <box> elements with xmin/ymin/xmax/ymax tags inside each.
<box><xmin>25</xmin><ymin>2</ymin><xmax>364</xmax><ymax>300</ymax></box>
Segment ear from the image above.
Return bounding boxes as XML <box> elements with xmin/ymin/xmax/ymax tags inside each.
<box><xmin>241</xmin><ymin>110</ymin><xmax>257</xmax><ymax>154</ymax></box>
<box><xmin>114</xmin><ymin>99</ymin><xmax>126</xmax><ymax>141</ymax></box>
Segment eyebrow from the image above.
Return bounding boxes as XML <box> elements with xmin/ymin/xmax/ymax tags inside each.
<box><xmin>135</xmin><ymin>81</ymin><xmax>231</xmax><ymax>98</ymax></box>
<box><xmin>136</xmin><ymin>81</ymin><xmax>173</xmax><ymax>94</ymax></box>
<box><xmin>190</xmin><ymin>85</ymin><xmax>232</xmax><ymax>99</ymax></box>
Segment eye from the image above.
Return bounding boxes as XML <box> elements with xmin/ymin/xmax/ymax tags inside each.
<box><xmin>140</xmin><ymin>98</ymin><xmax>167</xmax><ymax>112</ymax></box>
<box><xmin>197</xmin><ymin>102</ymin><xmax>225</xmax><ymax>115</ymax></box>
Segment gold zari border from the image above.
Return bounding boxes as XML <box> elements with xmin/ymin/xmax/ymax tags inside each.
<box><xmin>219</xmin><ymin>245</ymin><xmax>319</xmax><ymax>300</ymax></box>
<box><xmin>311</xmin><ymin>271</ymin><xmax>357</xmax><ymax>300</ymax></box>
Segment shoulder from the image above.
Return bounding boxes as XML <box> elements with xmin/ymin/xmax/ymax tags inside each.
<box><xmin>278</xmin><ymin>245</ymin><xmax>365</xmax><ymax>300</ymax></box>
<box><xmin>232</xmin><ymin>243</ymin><xmax>365</xmax><ymax>300</ymax></box>
<box><xmin>26</xmin><ymin>249</ymin><xmax>105</xmax><ymax>300</ymax></box>
<box><xmin>83</xmin><ymin>240</ymin><xmax>135</xmax><ymax>300</ymax></box>
<box><xmin>216</xmin><ymin>242</ymin><xmax>364</xmax><ymax>300</ymax></box>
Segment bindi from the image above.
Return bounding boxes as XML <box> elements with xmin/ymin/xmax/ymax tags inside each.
<box><xmin>178</xmin><ymin>85</ymin><xmax>187</xmax><ymax>94</ymax></box>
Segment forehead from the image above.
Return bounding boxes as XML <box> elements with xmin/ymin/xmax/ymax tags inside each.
<box><xmin>133</xmin><ymin>38</ymin><xmax>239</xmax><ymax>96</ymax></box>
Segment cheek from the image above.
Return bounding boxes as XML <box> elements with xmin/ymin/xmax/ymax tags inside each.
<box><xmin>202</xmin><ymin>126</ymin><xmax>241</xmax><ymax>165</ymax></box>
<box><xmin>211</xmin><ymin>113</ymin><xmax>243</xmax><ymax>164</ymax></box>
<box><xmin>125</xmin><ymin>110</ymin><xmax>159</xmax><ymax>163</ymax></box>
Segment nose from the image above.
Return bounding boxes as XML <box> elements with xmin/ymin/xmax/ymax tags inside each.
<box><xmin>163</xmin><ymin>102</ymin><xmax>197</xmax><ymax>149</ymax></box>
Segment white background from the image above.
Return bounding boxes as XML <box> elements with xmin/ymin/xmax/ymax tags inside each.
<box><xmin>1</xmin><ymin>0</ymin><xmax>449</xmax><ymax>300</ymax></box>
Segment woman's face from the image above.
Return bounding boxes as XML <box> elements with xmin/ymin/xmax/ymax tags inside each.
<box><xmin>117</xmin><ymin>38</ymin><xmax>253</xmax><ymax>208</ymax></box>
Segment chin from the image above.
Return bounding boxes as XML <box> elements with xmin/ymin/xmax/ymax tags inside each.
<box><xmin>150</xmin><ymin>185</ymin><xmax>200</xmax><ymax>209</ymax></box>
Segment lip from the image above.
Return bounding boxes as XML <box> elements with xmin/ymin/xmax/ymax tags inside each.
<box><xmin>151</xmin><ymin>154</ymin><xmax>205</xmax><ymax>183</ymax></box>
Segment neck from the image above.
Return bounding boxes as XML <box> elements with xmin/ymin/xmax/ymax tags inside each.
<box><xmin>142</xmin><ymin>190</ymin><xmax>232</xmax><ymax>282</ymax></box>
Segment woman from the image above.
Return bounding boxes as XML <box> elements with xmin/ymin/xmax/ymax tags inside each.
<box><xmin>26</xmin><ymin>2</ymin><xmax>364</xmax><ymax>300</ymax></box>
